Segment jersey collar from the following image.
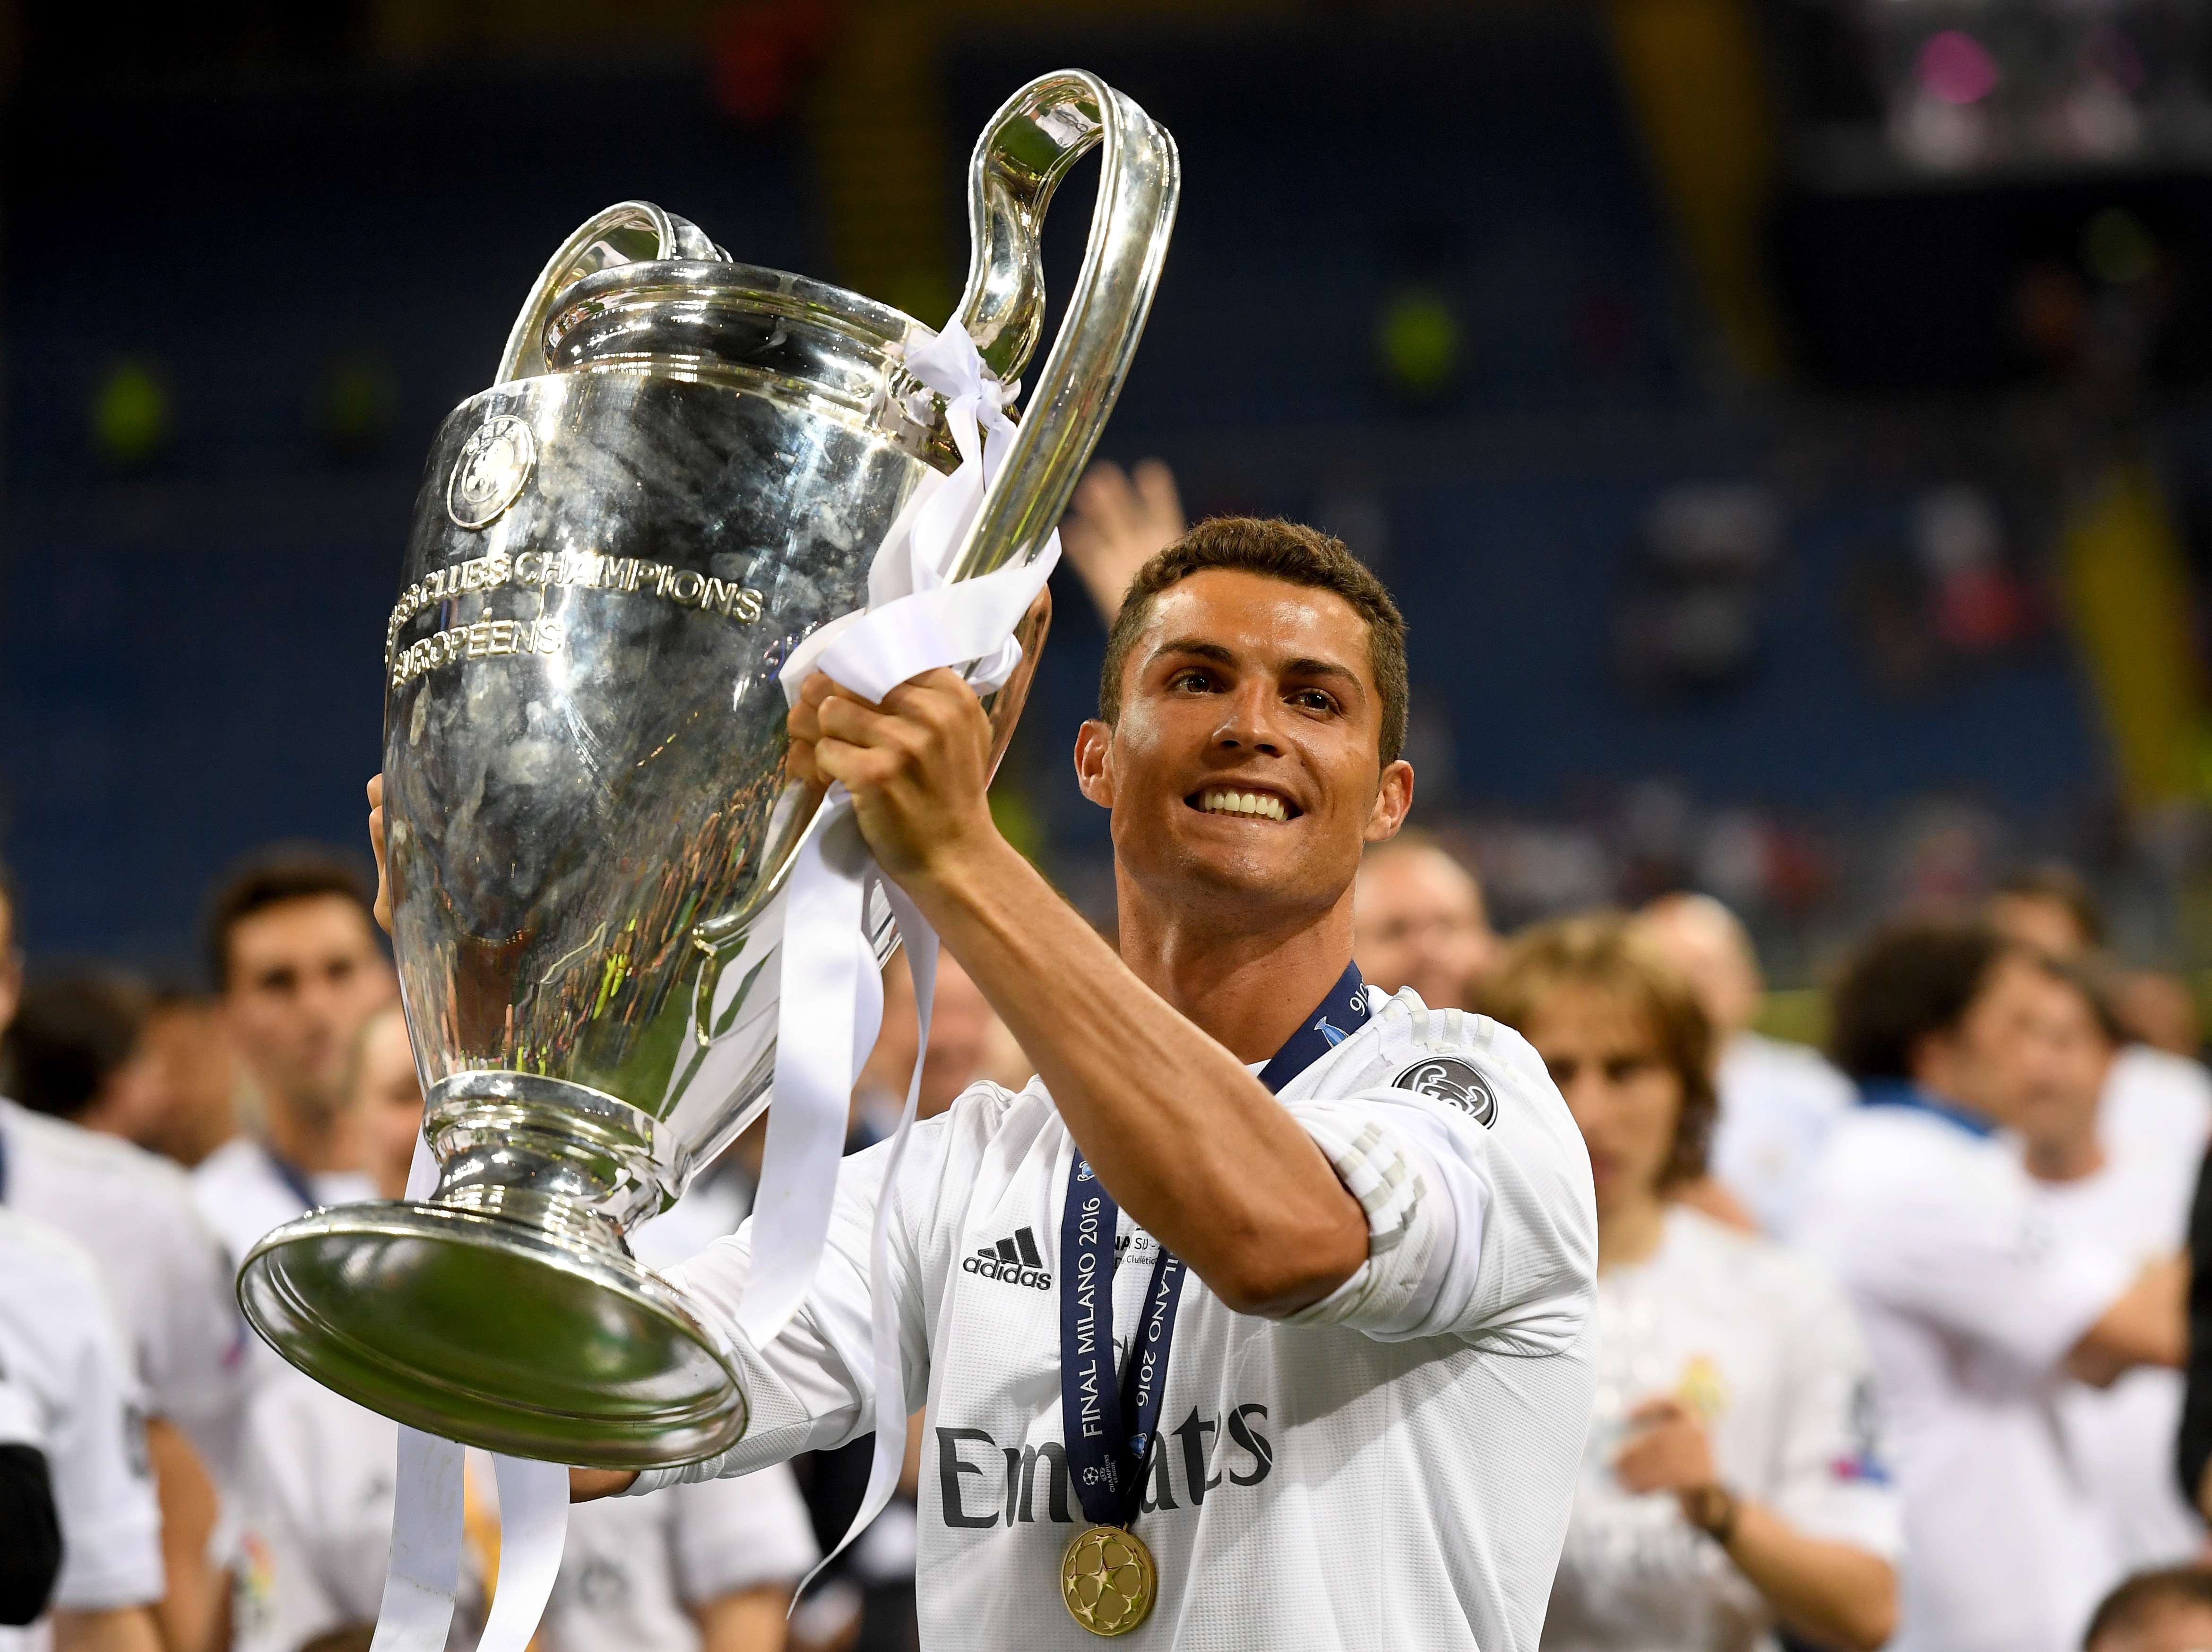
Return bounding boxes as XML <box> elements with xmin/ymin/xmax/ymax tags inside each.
<box><xmin>1856</xmin><ymin>1077</ymin><xmax>1998</xmax><ymax>1139</ymax></box>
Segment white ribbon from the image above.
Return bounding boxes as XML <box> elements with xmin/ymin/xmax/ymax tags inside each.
<box><xmin>366</xmin><ymin>318</ymin><xmax>1047</xmax><ymax>1652</ymax></box>
<box><xmin>753</xmin><ymin>319</ymin><xmax>1056</xmax><ymax>1578</ymax></box>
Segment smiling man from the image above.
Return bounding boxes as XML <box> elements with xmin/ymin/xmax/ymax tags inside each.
<box><xmin>456</xmin><ymin>518</ymin><xmax>1597</xmax><ymax>1648</ymax></box>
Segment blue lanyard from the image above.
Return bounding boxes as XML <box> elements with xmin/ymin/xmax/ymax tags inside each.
<box><xmin>264</xmin><ymin>1144</ymin><xmax>320</xmax><ymax>1212</ymax></box>
<box><xmin>1056</xmin><ymin>962</ymin><xmax>1366</xmax><ymax>1528</ymax></box>
<box><xmin>1857</xmin><ymin>1078</ymin><xmax>1997</xmax><ymax>1139</ymax></box>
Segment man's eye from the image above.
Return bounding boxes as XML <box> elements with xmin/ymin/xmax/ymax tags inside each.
<box><xmin>1291</xmin><ymin>689</ymin><xmax>1338</xmax><ymax>713</ymax></box>
<box><xmin>1173</xmin><ymin>671</ymin><xmax>1214</xmax><ymax>692</ymax></box>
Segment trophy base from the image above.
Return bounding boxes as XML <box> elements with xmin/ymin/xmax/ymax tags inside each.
<box><xmin>239</xmin><ymin>1197</ymin><xmax>745</xmax><ymax>1468</ymax></box>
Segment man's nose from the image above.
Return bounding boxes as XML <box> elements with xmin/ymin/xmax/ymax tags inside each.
<box><xmin>1213</xmin><ymin>685</ymin><xmax>1286</xmax><ymax>754</ymax></box>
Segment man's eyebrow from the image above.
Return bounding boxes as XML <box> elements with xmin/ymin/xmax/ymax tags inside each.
<box><xmin>1147</xmin><ymin>638</ymin><xmax>1238</xmax><ymax>667</ymax></box>
<box><xmin>1282</xmin><ymin>656</ymin><xmax>1363</xmax><ymax>689</ymax></box>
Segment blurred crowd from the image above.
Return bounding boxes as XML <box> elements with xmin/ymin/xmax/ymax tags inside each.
<box><xmin>9</xmin><ymin>463</ymin><xmax>2212</xmax><ymax>1652</ymax></box>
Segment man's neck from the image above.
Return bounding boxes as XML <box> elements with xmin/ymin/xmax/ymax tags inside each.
<box><xmin>259</xmin><ymin>1088</ymin><xmax>349</xmax><ymax>1176</ymax></box>
<box><xmin>2025</xmin><ymin>1129</ymin><xmax>2106</xmax><ymax>1185</ymax></box>
<box><xmin>1115</xmin><ymin>875</ymin><xmax>1357</xmax><ymax>1064</ymax></box>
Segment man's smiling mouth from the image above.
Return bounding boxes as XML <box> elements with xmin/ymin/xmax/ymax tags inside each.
<box><xmin>1187</xmin><ymin>788</ymin><xmax>1298</xmax><ymax>822</ymax></box>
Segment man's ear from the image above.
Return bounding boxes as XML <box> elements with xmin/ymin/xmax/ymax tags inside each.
<box><xmin>1074</xmin><ymin>720</ymin><xmax>1116</xmax><ymax>810</ymax></box>
<box><xmin>1363</xmin><ymin>759</ymin><xmax>1416</xmax><ymax>845</ymax></box>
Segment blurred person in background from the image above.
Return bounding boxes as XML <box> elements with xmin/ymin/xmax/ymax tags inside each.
<box><xmin>234</xmin><ymin>1003</ymin><xmax>818</xmax><ymax>1652</ymax></box>
<box><xmin>1803</xmin><ymin>921</ymin><xmax>2187</xmax><ymax>1652</ymax></box>
<box><xmin>192</xmin><ymin>851</ymin><xmax>392</xmax><ymax>1272</ymax></box>
<box><xmin>1637</xmin><ymin>893</ymin><xmax>1853</xmax><ymax>1241</ymax></box>
<box><xmin>1354</xmin><ymin>833</ymin><xmax>1502</xmax><ymax>1012</ymax></box>
<box><xmin>2007</xmin><ymin>960</ymin><xmax>2206</xmax><ymax>1581</ymax></box>
<box><xmin>1058</xmin><ymin>459</ymin><xmax>1185</xmax><ymax>626</ymax></box>
<box><xmin>1985</xmin><ymin>865</ymin><xmax>2212</xmax><ymax>1189</ymax></box>
<box><xmin>0</xmin><ymin>1205</ymin><xmax>165</xmax><ymax>1652</ymax></box>
<box><xmin>2081</xmin><ymin>1568</ymin><xmax>2212</xmax><ymax>1652</ymax></box>
<box><xmin>1485</xmin><ymin>914</ymin><xmax>1899</xmax><ymax>1652</ymax></box>
<box><xmin>0</xmin><ymin>952</ymin><xmax>242</xmax><ymax>1652</ymax></box>
<box><xmin>137</xmin><ymin>993</ymin><xmax>241</xmax><ymax>1171</ymax></box>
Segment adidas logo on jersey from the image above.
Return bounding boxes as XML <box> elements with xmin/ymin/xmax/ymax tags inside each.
<box><xmin>964</xmin><ymin>1225</ymin><xmax>1052</xmax><ymax>1290</ymax></box>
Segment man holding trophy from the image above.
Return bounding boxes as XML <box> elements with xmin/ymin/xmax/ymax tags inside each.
<box><xmin>242</xmin><ymin>67</ymin><xmax>1597</xmax><ymax>1652</ymax></box>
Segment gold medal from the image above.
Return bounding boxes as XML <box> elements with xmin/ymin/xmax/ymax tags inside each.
<box><xmin>1061</xmin><ymin>1524</ymin><xmax>1157</xmax><ymax>1636</ymax></box>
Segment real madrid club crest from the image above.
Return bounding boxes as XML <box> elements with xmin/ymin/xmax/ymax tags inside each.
<box><xmin>1392</xmin><ymin>1055</ymin><xmax>1497</xmax><ymax>1126</ymax></box>
<box><xmin>447</xmin><ymin>413</ymin><xmax>536</xmax><ymax>529</ymax></box>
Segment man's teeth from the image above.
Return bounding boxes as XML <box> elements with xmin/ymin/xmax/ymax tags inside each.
<box><xmin>1201</xmin><ymin>790</ymin><xmax>1288</xmax><ymax>822</ymax></box>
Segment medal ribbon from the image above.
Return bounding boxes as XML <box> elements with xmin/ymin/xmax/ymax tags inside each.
<box><xmin>1056</xmin><ymin>962</ymin><xmax>1367</xmax><ymax>1528</ymax></box>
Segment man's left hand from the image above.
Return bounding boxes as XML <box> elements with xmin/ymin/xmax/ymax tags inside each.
<box><xmin>1614</xmin><ymin>1395</ymin><xmax>1719</xmax><ymax>1499</ymax></box>
<box><xmin>786</xmin><ymin>668</ymin><xmax>1001</xmax><ymax>886</ymax></box>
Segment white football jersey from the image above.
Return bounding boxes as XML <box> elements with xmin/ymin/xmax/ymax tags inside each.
<box><xmin>647</xmin><ymin>989</ymin><xmax>1599</xmax><ymax>1652</ymax></box>
<box><xmin>1543</xmin><ymin>1207</ymin><xmax>1900</xmax><ymax>1652</ymax></box>
<box><xmin>0</xmin><ymin>1208</ymin><xmax>163</xmax><ymax>1629</ymax></box>
<box><xmin>2030</xmin><ymin>1153</ymin><xmax>2206</xmax><ymax>1580</ymax></box>
<box><xmin>232</xmin><ymin>1367</ymin><xmax>818</xmax><ymax>1652</ymax></box>
<box><xmin>1709</xmin><ymin>1033</ymin><xmax>1853</xmax><ymax>1240</ymax></box>
<box><xmin>1800</xmin><ymin>1098</ymin><xmax>2134</xmax><ymax>1652</ymax></box>
<box><xmin>2099</xmin><ymin>1044</ymin><xmax>2212</xmax><ymax>1208</ymax></box>
<box><xmin>1</xmin><ymin>1100</ymin><xmax>249</xmax><ymax>1479</ymax></box>
<box><xmin>190</xmin><ymin>1136</ymin><xmax>378</xmax><ymax>1280</ymax></box>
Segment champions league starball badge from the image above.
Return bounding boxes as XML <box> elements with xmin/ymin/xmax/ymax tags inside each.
<box><xmin>1393</xmin><ymin>1055</ymin><xmax>1498</xmax><ymax>1126</ymax></box>
<box><xmin>445</xmin><ymin>413</ymin><xmax>535</xmax><ymax>529</ymax></box>
<box><xmin>1062</xmin><ymin>1526</ymin><xmax>1158</xmax><ymax>1636</ymax></box>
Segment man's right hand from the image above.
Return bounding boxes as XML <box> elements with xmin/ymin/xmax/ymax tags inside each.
<box><xmin>367</xmin><ymin>774</ymin><xmax>392</xmax><ymax>936</ymax></box>
<box><xmin>569</xmin><ymin>1467</ymin><xmax>638</xmax><ymax>1502</ymax></box>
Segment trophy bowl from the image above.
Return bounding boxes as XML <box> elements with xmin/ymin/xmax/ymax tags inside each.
<box><xmin>240</xmin><ymin>70</ymin><xmax>1178</xmax><ymax>1468</ymax></box>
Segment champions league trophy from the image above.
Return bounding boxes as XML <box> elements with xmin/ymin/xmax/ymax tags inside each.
<box><xmin>240</xmin><ymin>71</ymin><xmax>1178</xmax><ymax>1470</ymax></box>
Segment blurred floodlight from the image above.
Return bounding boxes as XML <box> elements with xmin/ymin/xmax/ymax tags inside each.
<box><xmin>88</xmin><ymin>359</ymin><xmax>169</xmax><ymax>468</ymax></box>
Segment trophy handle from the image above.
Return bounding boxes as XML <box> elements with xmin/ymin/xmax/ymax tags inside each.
<box><xmin>946</xmin><ymin>71</ymin><xmax>1181</xmax><ymax>583</ymax></box>
<box><xmin>494</xmin><ymin>201</ymin><xmax>723</xmax><ymax>385</ymax></box>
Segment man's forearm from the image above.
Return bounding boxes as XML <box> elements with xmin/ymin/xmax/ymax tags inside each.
<box><xmin>905</xmin><ymin>836</ymin><xmax>1365</xmax><ymax>1315</ymax></box>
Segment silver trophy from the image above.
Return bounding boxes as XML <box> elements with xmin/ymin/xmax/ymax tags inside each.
<box><xmin>239</xmin><ymin>71</ymin><xmax>1178</xmax><ymax>1468</ymax></box>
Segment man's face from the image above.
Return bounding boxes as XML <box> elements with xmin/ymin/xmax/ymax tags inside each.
<box><xmin>1354</xmin><ymin>848</ymin><xmax>1497</xmax><ymax>1011</ymax></box>
<box><xmin>223</xmin><ymin>895</ymin><xmax>395</xmax><ymax>1122</ymax></box>
<box><xmin>2091</xmin><ymin>1598</ymin><xmax>2212</xmax><ymax>1652</ymax></box>
<box><xmin>1921</xmin><ymin>954</ymin><xmax>2098</xmax><ymax>1132</ymax></box>
<box><xmin>354</xmin><ymin>1010</ymin><xmax>424</xmax><ymax>1201</ymax></box>
<box><xmin>1986</xmin><ymin>892</ymin><xmax>2091</xmax><ymax>960</ymax></box>
<box><xmin>1076</xmin><ymin>570</ymin><xmax>1414</xmax><ymax>919</ymax></box>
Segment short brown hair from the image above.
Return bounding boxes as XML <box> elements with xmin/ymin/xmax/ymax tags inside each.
<box><xmin>2</xmin><ymin>970</ymin><xmax>152</xmax><ymax>1121</ymax></box>
<box><xmin>1992</xmin><ymin>861</ymin><xmax>2107</xmax><ymax>949</ymax></box>
<box><xmin>1482</xmin><ymin>912</ymin><xmax>1718</xmax><ymax>1187</ymax></box>
<box><xmin>204</xmin><ymin>846</ymin><xmax>378</xmax><ymax>990</ymax></box>
<box><xmin>1098</xmin><ymin>517</ymin><xmax>1410</xmax><ymax>766</ymax></box>
<box><xmin>2084</xmin><ymin>1566</ymin><xmax>2212</xmax><ymax>1650</ymax></box>
<box><xmin>1830</xmin><ymin>919</ymin><xmax>2012</xmax><ymax>1081</ymax></box>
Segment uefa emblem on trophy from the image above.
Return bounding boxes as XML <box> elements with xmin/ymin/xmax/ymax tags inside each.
<box><xmin>239</xmin><ymin>69</ymin><xmax>1179</xmax><ymax>1469</ymax></box>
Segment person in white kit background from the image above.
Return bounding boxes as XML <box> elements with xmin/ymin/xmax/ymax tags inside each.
<box><xmin>0</xmin><ymin>1205</ymin><xmax>165</xmax><ymax>1652</ymax></box>
<box><xmin>1482</xmin><ymin>915</ymin><xmax>1898</xmax><ymax>1652</ymax></box>
<box><xmin>1801</xmin><ymin>920</ymin><xmax>2190</xmax><ymax>1652</ymax></box>
<box><xmin>233</xmin><ymin>1003</ymin><xmax>821</xmax><ymax>1652</ymax></box>
<box><xmin>1985</xmin><ymin>865</ymin><xmax>2212</xmax><ymax>1188</ymax></box>
<box><xmin>189</xmin><ymin>852</ymin><xmax>391</xmax><ymax>1278</ymax></box>
<box><xmin>1352</xmin><ymin>833</ymin><xmax>1503</xmax><ymax>1013</ymax></box>
<box><xmin>2006</xmin><ymin>953</ymin><xmax>2208</xmax><ymax>1581</ymax></box>
<box><xmin>0</xmin><ymin>895</ymin><xmax>241</xmax><ymax>1652</ymax></box>
<box><xmin>461</xmin><ymin>518</ymin><xmax>1602</xmax><ymax>1650</ymax></box>
<box><xmin>0</xmin><ymin>1363</ymin><xmax>65</xmax><ymax>1630</ymax></box>
<box><xmin>1633</xmin><ymin>894</ymin><xmax>1853</xmax><ymax>1242</ymax></box>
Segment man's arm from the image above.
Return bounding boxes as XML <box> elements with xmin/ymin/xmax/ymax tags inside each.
<box><xmin>791</xmin><ymin>669</ymin><xmax>1366</xmax><ymax>1317</ymax></box>
<box><xmin>2068</xmin><ymin>1254</ymin><xmax>2186</xmax><ymax>1387</ymax></box>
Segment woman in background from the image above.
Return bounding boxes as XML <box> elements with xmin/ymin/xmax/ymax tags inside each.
<box><xmin>1485</xmin><ymin>915</ymin><xmax>1898</xmax><ymax>1652</ymax></box>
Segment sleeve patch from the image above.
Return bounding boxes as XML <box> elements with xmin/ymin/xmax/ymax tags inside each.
<box><xmin>1391</xmin><ymin>1056</ymin><xmax>1497</xmax><ymax>1127</ymax></box>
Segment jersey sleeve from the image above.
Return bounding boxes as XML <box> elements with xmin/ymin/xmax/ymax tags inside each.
<box><xmin>668</xmin><ymin>1463</ymin><xmax>821</xmax><ymax>1600</ymax></box>
<box><xmin>1278</xmin><ymin>1005</ymin><xmax>1598</xmax><ymax>1349</ymax></box>
<box><xmin>43</xmin><ymin>1281</ymin><xmax>163</xmax><ymax>1612</ymax></box>
<box><xmin>1845</xmin><ymin>1150</ymin><xmax>2133</xmax><ymax>1376</ymax></box>
<box><xmin>1763</xmin><ymin>1259</ymin><xmax>1904</xmax><ymax>1559</ymax></box>
<box><xmin>628</xmin><ymin>1110</ymin><xmax>959</xmax><ymax>1495</ymax></box>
